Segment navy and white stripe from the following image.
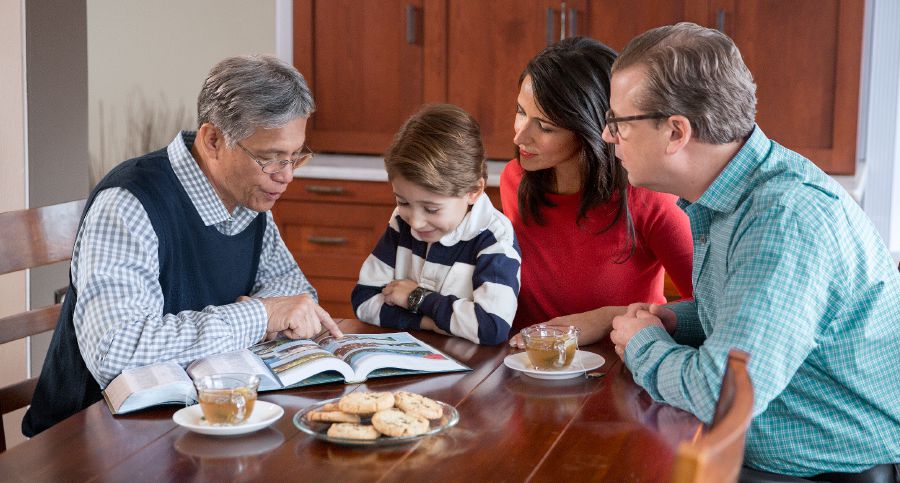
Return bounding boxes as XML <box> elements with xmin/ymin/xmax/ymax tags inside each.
<box><xmin>73</xmin><ymin>131</ymin><xmax>316</xmax><ymax>388</ymax></box>
<box><xmin>352</xmin><ymin>193</ymin><xmax>521</xmax><ymax>345</ymax></box>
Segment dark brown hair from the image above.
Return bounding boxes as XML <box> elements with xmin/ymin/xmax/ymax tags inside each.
<box><xmin>518</xmin><ymin>37</ymin><xmax>634</xmax><ymax>259</ymax></box>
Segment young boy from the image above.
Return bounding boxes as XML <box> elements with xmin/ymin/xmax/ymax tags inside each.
<box><xmin>352</xmin><ymin>104</ymin><xmax>521</xmax><ymax>345</ymax></box>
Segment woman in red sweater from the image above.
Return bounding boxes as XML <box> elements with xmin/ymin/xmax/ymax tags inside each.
<box><xmin>504</xmin><ymin>37</ymin><xmax>693</xmax><ymax>346</ymax></box>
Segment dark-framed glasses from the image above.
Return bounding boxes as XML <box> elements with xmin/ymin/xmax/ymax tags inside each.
<box><xmin>236</xmin><ymin>142</ymin><xmax>314</xmax><ymax>174</ymax></box>
<box><xmin>605</xmin><ymin>110</ymin><xmax>669</xmax><ymax>137</ymax></box>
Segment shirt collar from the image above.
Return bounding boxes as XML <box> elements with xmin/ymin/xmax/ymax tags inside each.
<box><xmin>167</xmin><ymin>131</ymin><xmax>257</xmax><ymax>227</ymax></box>
<box><xmin>437</xmin><ymin>192</ymin><xmax>495</xmax><ymax>246</ymax></box>
<box><xmin>684</xmin><ymin>125</ymin><xmax>772</xmax><ymax>214</ymax></box>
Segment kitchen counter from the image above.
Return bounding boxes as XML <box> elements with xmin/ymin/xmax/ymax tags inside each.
<box><xmin>297</xmin><ymin>154</ymin><xmax>866</xmax><ymax>203</ymax></box>
<box><xmin>294</xmin><ymin>153</ymin><xmax>507</xmax><ymax>187</ymax></box>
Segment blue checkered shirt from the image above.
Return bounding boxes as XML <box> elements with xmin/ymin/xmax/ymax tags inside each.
<box><xmin>625</xmin><ymin>126</ymin><xmax>900</xmax><ymax>476</ymax></box>
<box><xmin>73</xmin><ymin>132</ymin><xmax>316</xmax><ymax>388</ymax></box>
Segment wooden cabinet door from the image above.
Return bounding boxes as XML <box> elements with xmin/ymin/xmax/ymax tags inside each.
<box><xmin>709</xmin><ymin>0</ymin><xmax>863</xmax><ymax>174</ymax></box>
<box><xmin>444</xmin><ymin>0</ymin><xmax>564</xmax><ymax>161</ymax></box>
<box><xmin>294</xmin><ymin>0</ymin><xmax>434</xmax><ymax>155</ymax></box>
<box><xmin>585</xmin><ymin>1</ymin><xmax>707</xmax><ymax>52</ymax></box>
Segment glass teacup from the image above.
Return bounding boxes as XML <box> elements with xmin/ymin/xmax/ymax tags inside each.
<box><xmin>521</xmin><ymin>325</ymin><xmax>580</xmax><ymax>370</ymax></box>
<box><xmin>194</xmin><ymin>373</ymin><xmax>260</xmax><ymax>425</ymax></box>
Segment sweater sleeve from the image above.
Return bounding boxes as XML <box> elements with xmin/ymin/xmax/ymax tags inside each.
<box><xmin>351</xmin><ymin>215</ymin><xmax>424</xmax><ymax>331</ymax></box>
<box><xmin>419</xmin><ymin>226</ymin><xmax>521</xmax><ymax>346</ymax></box>
<box><xmin>634</xmin><ymin>188</ymin><xmax>694</xmax><ymax>298</ymax></box>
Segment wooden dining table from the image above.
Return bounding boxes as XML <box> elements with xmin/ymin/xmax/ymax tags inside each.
<box><xmin>0</xmin><ymin>319</ymin><xmax>701</xmax><ymax>482</ymax></box>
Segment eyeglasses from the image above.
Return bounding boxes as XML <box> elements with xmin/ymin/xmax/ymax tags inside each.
<box><xmin>605</xmin><ymin>110</ymin><xmax>669</xmax><ymax>137</ymax></box>
<box><xmin>236</xmin><ymin>142</ymin><xmax>314</xmax><ymax>174</ymax></box>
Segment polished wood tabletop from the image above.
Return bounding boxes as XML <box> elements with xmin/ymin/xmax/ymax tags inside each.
<box><xmin>0</xmin><ymin>319</ymin><xmax>701</xmax><ymax>482</ymax></box>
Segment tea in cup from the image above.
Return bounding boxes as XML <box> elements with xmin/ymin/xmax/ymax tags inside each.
<box><xmin>521</xmin><ymin>326</ymin><xmax>580</xmax><ymax>370</ymax></box>
<box><xmin>194</xmin><ymin>373</ymin><xmax>260</xmax><ymax>425</ymax></box>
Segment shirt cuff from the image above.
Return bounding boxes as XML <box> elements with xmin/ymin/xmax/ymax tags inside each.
<box><xmin>623</xmin><ymin>325</ymin><xmax>677</xmax><ymax>401</ymax></box>
<box><xmin>209</xmin><ymin>299</ymin><xmax>268</xmax><ymax>345</ymax></box>
<box><xmin>625</xmin><ymin>325</ymin><xmax>674</xmax><ymax>363</ymax></box>
<box><xmin>667</xmin><ymin>300</ymin><xmax>706</xmax><ymax>347</ymax></box>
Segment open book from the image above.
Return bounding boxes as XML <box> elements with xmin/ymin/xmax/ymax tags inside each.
<box><xmin>102</xmin><ymin>332</ymin><xmax>470</xmax><ymax>415</ymax></box>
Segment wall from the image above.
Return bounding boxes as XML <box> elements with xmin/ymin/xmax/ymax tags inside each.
<box><xmin>861</xmin><ymin>0</ymin><xmax>900</xmax><ymax>261</ymax></box>
<box><xmin>0</xmin><ymin>0</ymin><xmax>29</xmax><ymax>451</ymax></box>
<box><xmin>87</xmin><ymin>0</ymin><xmax>281</xmax><ymax>183</ymax></box>
<box><xmin>25</xmin><ymin>0</ymin><xmax>91</xmax><ymax>379</ymax></box>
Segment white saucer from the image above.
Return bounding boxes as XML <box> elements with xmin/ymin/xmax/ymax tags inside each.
<box><xmin>503</xmin><ymin>351</ymin><xmax>605</xmax><ymax>380</ymax></box>
<box><xmin>173</xmin><ymin>400</ymin><xmax>284</xmax><ymax>436</ymax></box>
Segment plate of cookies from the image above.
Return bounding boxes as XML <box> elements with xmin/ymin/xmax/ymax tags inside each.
<box><xmin>293</xmin><ymin>391</ymin><xmax>459</xmax><ymax>446</ymax></box>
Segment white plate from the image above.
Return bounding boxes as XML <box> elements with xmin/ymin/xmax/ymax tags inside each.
<box><xmin>503</xmin><ymin>350</ymin><xmax>605</xmax><ymax>380</ymax></box>
<box><xmin>172</xmin><ymin>400</ymin><xmax>284</xmax><ymax>436</ymax></box>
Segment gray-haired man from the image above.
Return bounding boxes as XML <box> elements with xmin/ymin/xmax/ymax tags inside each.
<box><xmin>24</xmin><ymin>55</ymin><xmax>342</xmax><ymax>436</ymax></box>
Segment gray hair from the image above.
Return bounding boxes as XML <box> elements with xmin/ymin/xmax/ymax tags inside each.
<box><xmin>197</xmin><ymin>54</ymin><xmax>314</xmax><ymax>147</ymax></box>
<box><xmin>613</xmin><ymin>22</ymin><xmax>756</xmax><ymax>144</ymax></box>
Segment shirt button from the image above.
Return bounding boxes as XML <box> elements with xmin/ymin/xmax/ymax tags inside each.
<box><xmin>699</xmin><ymin>234</ymin><xmax>707</xmax><ymax>244</ymax></box>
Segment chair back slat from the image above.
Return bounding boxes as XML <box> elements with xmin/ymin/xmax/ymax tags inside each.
<box><xmin>0</xmin><ymin>200</ymin><xmax>83</xmax><ymax>451</ymax></box>
<box><xmin>0</xmin><ymin>304</ymin><xmax>63</xmax><ymax>345</ymax></box>
<box><xmin>0</xmin><ymin>199</ymin><xmax>84</xmax><ymax>275</ymax></box>
<box><xmin>673</xmin><ymin>349</ymin><xmax>754</xmax><ymax>483</ymax></box>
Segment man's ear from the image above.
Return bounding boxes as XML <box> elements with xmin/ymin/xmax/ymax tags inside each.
<box><xmin>195</xmin><ymin>123</ymin><xmax>225</xmax><ymax>161</ymax></box>
<box><xmin>665</xmin><ymin>115</ymin><xmax>692</xmax><ymax>154</ymax></box>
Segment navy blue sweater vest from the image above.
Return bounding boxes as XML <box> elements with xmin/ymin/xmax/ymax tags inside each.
<box><xmin>23</xmin><ymin>149</ymin><xmax>266</xmax><ymax>436</ymax></box>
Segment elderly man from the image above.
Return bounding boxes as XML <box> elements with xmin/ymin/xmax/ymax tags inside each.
<box><xmin>24</xmin><ymin>55</ymin><xmax>342</xmax><ymax>436</ymax></box>
<box><xmin>605</xmin><ymin>23</ymin><xmax>900</xmax><ymax>481</ymax></box>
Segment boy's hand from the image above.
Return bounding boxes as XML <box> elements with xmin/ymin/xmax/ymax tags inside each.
<box><xmin>382</xmin><ymin>279</ymin><xmax>418</xmax><ymax>308</ymax></box>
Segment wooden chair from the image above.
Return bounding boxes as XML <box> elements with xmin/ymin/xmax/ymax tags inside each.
<box><xmin>672</xmin><ymin>349</ymin><xmax>754</xmax><ymax>483</ymax></box>
<box><xmin>0</xmin><ymin>199</ymin><xmax>84</xmax><ymax>451</ymax></box>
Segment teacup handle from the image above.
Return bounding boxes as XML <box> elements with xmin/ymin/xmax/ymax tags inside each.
<box><xmin>231</xmin><ymin>392</ymin><xmax>247</xmax><ymax>423</ymax></box>
<box><xmin>554</xmin><ymin>340</ymin><xmax>567</xmax><ymax>367</ymax></box>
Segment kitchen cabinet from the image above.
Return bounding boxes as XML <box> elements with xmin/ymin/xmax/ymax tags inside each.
<box><xmin>444</xmin><ymin>0</ymin><xmax>586</xmax><ymax>159</ymax></box>
<box><xmin>707</xmin><ymin>0</ymin><xmax>863</xmax><ymax>174</ymax></box>
<box><xmin>293</xmin><ymin>0</ymin><xmax>440</xmax><ymax>155</ymax></box>
<box><xmin>293</xmin><ymin>0</ymin><xmax>862</xmax><ymax>174</ymax></box>
<box><xmin>293</xmin><ymin>0</ymin><xmax>589</xmax><ymax>162</ymax></box>
<box><xmin>274</xmin><ymin>177</ymin><xmax>502</xmax><ymax>318</ymax></box>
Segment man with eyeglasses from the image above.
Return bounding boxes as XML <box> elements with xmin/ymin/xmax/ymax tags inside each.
<box><xmin>605</xmin><ymin>23</ymin><xmax>900</xmax><ymax>481</ymax></box>
<box><xmin>24</xmin><ymin>54</ymin><xmax>343</xmax><ymax>436</ymax></box>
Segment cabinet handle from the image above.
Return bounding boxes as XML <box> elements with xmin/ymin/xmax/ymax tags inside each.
<box><xmin>305</xmin><ymin>185</ymin><xmax>346</xmax><ymax>195</ymax></box>
<box><xmin>546</xmin><ymin>8</ymin><xmax>555</xmax><ymax>46</ymax></box>
<box><xmin>406</xmin><ymin>4</ymin><xmax>417</xmax><ymax>44</ymax></box>
<box><xmin>716</xmin><ymin>9</ymin><xmax>726</xmax><ymax>34</ymax></box>
<box><xmin>568</xmin><ymin>8</ymin><xmax>578</xmax><ymax>37</ymax></box>
<box><xmin>308</xmin><ymin>236</ymin><xmax>348</xmax><ymax>246</ymax></box>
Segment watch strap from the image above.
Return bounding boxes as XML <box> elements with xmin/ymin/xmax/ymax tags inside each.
<box><xmin>407</xmin><ymin>287</ymin><xmax>432</xmax><ymax>314</ymax></box>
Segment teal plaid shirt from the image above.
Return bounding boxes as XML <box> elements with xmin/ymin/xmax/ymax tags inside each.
<box><xmin>625</xmin><ymin>126</ymin><xmax>900</xmax><ymax>476</ymax></box>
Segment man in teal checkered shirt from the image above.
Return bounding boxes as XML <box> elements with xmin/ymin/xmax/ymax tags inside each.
<box><xmin>604</xmin><ymin>23</ymin><xmax>900</xmax><ymax>480</ymax></box>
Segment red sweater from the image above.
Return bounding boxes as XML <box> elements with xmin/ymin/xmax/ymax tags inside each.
<box><xmin>500</xmin><ymin>159</ymin><xmax>694</xmax><ymax>332</ymax></box>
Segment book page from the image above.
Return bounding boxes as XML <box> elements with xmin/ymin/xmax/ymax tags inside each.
<box><xmin>103</xmin><ymin>361</ymin><xmax>193</xmax><ymax>413</ymax></box>
<box><xmin>249</xmin><ymin>337</ymin><xmax>352</xmax><ymax>388</ymax></box>
<box><xmin>316</xmin><ymin>332</ymin><xmax>469</xmax><ymax>380</ymax></box>
<box><xmin>249</xmin><ymin>338</ymin><xmax>337</xmax><ymax>374</ymax></box>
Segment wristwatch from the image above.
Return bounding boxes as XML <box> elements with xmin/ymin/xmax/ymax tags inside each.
<box><xmin>407</xmin><ymin>287</ymin><xmax>433</xmax><ymax>314</ymax></box>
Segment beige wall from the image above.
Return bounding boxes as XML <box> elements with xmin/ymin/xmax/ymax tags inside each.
<box><xmin>87</xmin><ymin>0</ymin><xmax>280</xmax><ymax>183</ymax></box>
<box><xmin>0</xmin><ymin>0</ymin><xmax>29</xmax><ymax>450</ymax></box>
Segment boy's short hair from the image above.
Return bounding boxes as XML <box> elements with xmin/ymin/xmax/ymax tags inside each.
<box><xmin>384</xmin><ymin>104</ymin><xmax>486</xmax><ymax>197</ymax></box>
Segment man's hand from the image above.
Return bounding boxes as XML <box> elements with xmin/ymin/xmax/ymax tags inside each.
<box><xmin>258</xmin><ymin>293</ymin><xmax>344</xmax><ymax>340</ymax></box>
<box><xmin>609</xmin><ymin>303</ymin><xmax>676</xmax><ymax>360</ymax></box>
<box><xmin>508</xmin><ymin>306</ymin><xmax>626</xmax><ymax>349</ymax></box>
<box><xmin>382</xmin><ymin>279</ymin><xmax>418</xmax><ymax>309</ymax></box>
